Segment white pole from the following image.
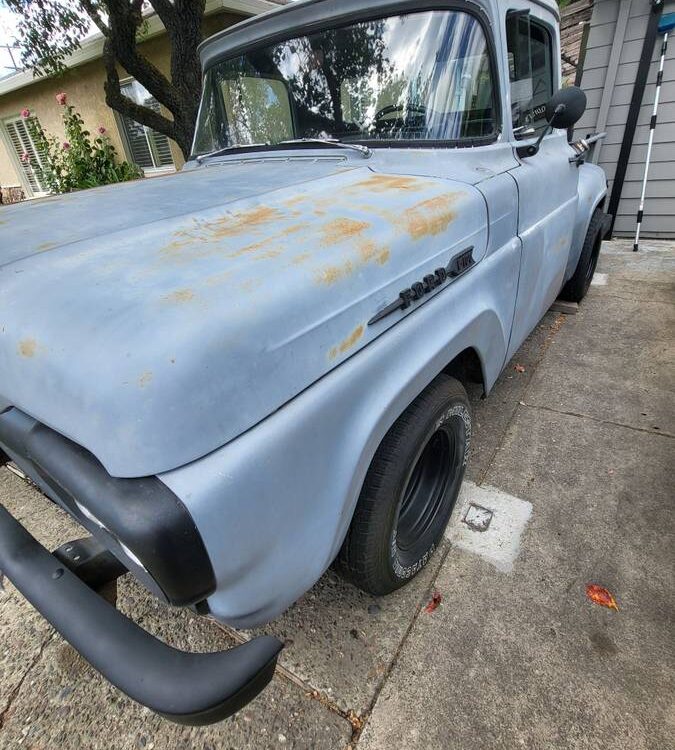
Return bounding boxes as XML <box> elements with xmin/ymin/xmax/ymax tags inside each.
<box><xmin>634</xmin><ymin>30</ymin><xmax>668</xmax><ymax>251</ymax></box>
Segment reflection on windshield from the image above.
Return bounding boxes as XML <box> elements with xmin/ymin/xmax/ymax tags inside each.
<box><xmin>193</xmin><ymin>10</ymin><xmax>496</xmax><ymax>155</ymax></box>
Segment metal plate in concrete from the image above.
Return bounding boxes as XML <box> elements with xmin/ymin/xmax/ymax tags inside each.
<box><xmin>446</xmin><ymin>482</ymin><xmax>533</xmax><ymax>572</ymax></box>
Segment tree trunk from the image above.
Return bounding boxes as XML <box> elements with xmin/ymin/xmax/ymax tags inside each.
<box><xmin>101</xmin><ymin>0</ymin><xmax>206</xmax><ymax>161</ymax></box>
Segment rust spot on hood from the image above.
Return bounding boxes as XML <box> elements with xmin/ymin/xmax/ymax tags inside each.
<box><xmin>321</xmin><ymin>218</ymin><xmax>370</xmax><ymax>246</ymax></box>
<box><xmin>292</xmin><ymin>252</ymin><xmax>311</xmax><ymax>266</ymax></box>
<box><xmin>162</xmin><ymin>288</ymin><xmax>195</xmax><ymax>304</ymax></box>
<box><xmin>283</xmin><ymin>194</ymin><xmax>307</xmax><ymax>208</ymax></box>
<box><xmin>36</xmin><ymin>241</ymin><xmax>58</xmax><ymax>252</ymax></box>
<box><xmin>315</xmin><ymin>261</ymin><xmax>355</xmax><ymax>285</ymax></box>
<box><xmin>228</xmin><ymin>238</ymin><xmax>282</xmax><ymax>260</ymax></box>
<box><xmin>315</xmin><ymin>238</ymin><xmax>390</xmax><ymax>285</ymax></box>
<box><xmin>280</xmin><ymin>223</ymin><xmax>309</xmax><ymax>237</ymax></box>
<box><xmin>165</xmin><ymin>205</ymin><xmax>284</xmax><ymax>253</ymax></box>
<box><xmin>349</xmin><ymin>174</ymin><xmax>434</xmax><ymax>193</ymax></box>
<box><xmin>138</xmin><ymin>371</ymin><xmax>153</xmax><ymax>388</ymax></box>
<box><xmin>18</xmin><ymin>338</ymin><xmax>38</xmax><ymax>358</ymax></box>
<box><xmin>358</xmin><ymin>240</ymin><xmax>390</xmax><ymax>265</ymax></box>
<box><xmin>205</xmin><ymin>270</ymin><xmax>232</xmax><ymax>286</ymax></box>
<box><xmin>329</xmin><ymin>324</ymin><xmax>365</xmax><ymax>360</ymax></box>
<box><xmin>206</xmin><ymin>205</ymin><xmax>282</xmax><ymax>238</ymax></box>
<box><xmin>397</xmin><ymin>194</ymin><xmax>461</xmax><ymax>240</ymax></box>
<box><xmin>219</xmin><ymin>222</ymin><xmax>310</xmax><ymax>261</ymax></box>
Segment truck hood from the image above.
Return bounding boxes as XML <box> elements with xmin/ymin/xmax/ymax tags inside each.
<box><xmin>0</xmin><ymin>157</ymin><xmax>487</xmax><ymax>477</ymax></box>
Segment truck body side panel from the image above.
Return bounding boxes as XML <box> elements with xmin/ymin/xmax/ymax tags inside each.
<box><xmin>159</xmin><ymin>238</ymin><xmax>521</xmax><ymax>627</ymax></box>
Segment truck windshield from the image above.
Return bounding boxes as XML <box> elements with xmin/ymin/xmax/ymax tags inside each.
<box><xmin>192</xmin><ymin>10</ymin><xmax>496</xmax><ymax>156</ymax></box>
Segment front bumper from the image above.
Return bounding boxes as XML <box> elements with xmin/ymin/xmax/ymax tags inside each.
<box><xmin>0</xmin><ymin>406</ymin><xmax>283</xmax><ymax>723</ymax></box>
<box><xmin>0</xmin><ymin>406</ymin><xmax>214</xmax><ymax>606</ymax></box>
<box><xmin>0</xmin><ymin>503</ymin><xmax>282</xmax><ymax>724</ymax></box>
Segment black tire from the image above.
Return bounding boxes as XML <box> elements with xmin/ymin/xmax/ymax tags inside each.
<box><xmin>335</xmin><ymin>374</ymin><xmax>471</xmax><ymax>595</ymax></box>
<box><xmin>559</xmin><ymin>209</ymin><xmax>605</xmax><ymax>303</ymax></box>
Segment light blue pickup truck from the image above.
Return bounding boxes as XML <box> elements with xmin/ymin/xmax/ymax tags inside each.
<box><xmin>0</xmin><ymin>0</ymin><xmax>610</xmax><ymax>725</ymax></box>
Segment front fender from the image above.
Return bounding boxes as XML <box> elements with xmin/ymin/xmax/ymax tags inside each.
<box><xmin>159</xmin><ymin>240</ymin><xmax>521</xmax><ymax>628</ymax></box>
<box><xmin>564</xmin><ymin>162</ymin><xmax>608</xmax><ymax>283</ymax></box>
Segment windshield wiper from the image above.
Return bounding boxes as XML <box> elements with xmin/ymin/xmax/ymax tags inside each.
<box><xmin>278</xmin><ymin>138</ymin><xmax>372</xmax><ymax>159</ymax></box>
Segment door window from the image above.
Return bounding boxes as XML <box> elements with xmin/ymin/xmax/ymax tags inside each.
<box><xmin>506</xmin><ymin>13</ymin><xmax>554</xmax><ymax>135</ymax></box>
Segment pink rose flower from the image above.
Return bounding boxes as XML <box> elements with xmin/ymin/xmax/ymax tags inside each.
<box><xmin>20</xmin><ymin>108</ymin><xmax>30</xmax><ymax>118</ymax></box>
<box><xmin>20</xmin><ymin>151</ymin><xmax>30</xmax><ymax>163</ymax></box>
<box><xmin>55</xmin><ymin>92</ymin><xmax>67</xmax><ymax>106</ymax></box>
<box><xmin>97</xmin><ymin>126</ymin><xmax>106</xmax><ymax>135</ymax></box>
<box><xmin>62</xmin><ymin>141</ymin><xmax>70</xmax><ymax>150</ymax></box>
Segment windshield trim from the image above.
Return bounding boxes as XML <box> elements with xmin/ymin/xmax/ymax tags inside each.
<box><xmin>190</xmin><ymin>1</ymin><xmax>503</xmax><ymax>160</ymax></box>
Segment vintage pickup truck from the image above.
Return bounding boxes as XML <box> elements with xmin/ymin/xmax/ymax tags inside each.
<box><xmin>0</xmin><ymin>0</ymin><xmax>610</xmax><ymax>726</ymax></box>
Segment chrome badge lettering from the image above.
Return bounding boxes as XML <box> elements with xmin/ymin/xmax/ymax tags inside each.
<box><xmin>368</xmin><ymin>246</ymin><xmax>475</xmax><ymax>325</ymax></box>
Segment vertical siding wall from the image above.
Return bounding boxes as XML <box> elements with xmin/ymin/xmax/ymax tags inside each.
<box><xmin>576</xmin><ymin>0</ymin><xmax>675</xmax><ymax>238</ymax></box>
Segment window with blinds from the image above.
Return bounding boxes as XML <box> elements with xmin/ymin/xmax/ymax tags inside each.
<box><xmin>119</xmin><ymin>80</ymin><xmax>175</xmax><ymax>171</ymax></box>
<box><xmin>3</xmin><ymin>115</ymin><xmax>49</xmax><ymax>195</ymax></box>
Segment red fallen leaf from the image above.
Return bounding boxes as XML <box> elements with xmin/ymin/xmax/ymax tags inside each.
<box><xmin>514</xmin><ymin>363</ymin><xmax>526</xmax><ymax>373</ymax></box>
<box><xmin>586</xmin><ymin>584</ymin><xmax>619</xmax><ymax>611</ymax></box>
<box><xmin>424</xmin><ymin>591</ymin><xmax>442</xmax><ymax>613</ymax></box>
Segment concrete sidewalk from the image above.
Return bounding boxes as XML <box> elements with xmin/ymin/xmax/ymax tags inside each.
<box><xmin>1</xmin><ymin>240</ymin><xmax>673</xmax><ymax>749</ymax></box>
<box><xmin>360</xmin><ymin>239</ymin><xmax>675</xmax><ymax>750</ymax></box>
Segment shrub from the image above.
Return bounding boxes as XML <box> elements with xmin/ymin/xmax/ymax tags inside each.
<box><xmin>22</xmin><ymin>93</ymin><xmax>142</xmax><ymax>194</ymax></box>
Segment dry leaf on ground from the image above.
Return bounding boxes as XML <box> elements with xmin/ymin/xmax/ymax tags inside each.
<box><xmin>586</xmin><ymin>583</ymin><xmax>619</xmax><ymax>611</ymax></box>
<box><xmin>424</xmin><ymin>591</ymin><xmax>442</xmax><ymax>613</ymax></box>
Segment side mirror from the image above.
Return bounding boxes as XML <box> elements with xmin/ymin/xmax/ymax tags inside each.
<box><xmin>516</xmin><ymin>86</ymin><xmax>587</xmax><ymax>158</ymax></box>
<box><xmin>546</xmin><ymin>86</ymin><xmax>587</xmax><ymax>129</ymax></box>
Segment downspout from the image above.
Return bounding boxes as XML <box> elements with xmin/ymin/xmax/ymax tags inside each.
<box><xmin>607</xmin><ymin>0</ymin><xmax>665</xmax><ymax>234</ymax></box>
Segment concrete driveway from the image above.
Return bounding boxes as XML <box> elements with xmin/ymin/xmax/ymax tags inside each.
<box><xmin>1</xmin><ymin>240</ymin><xmax>673</xmax><ymax>750</ymax></box>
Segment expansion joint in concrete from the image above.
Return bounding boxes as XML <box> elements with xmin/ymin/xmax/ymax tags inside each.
<box><xmin>519</xmin><ymin>401</ymin><xmax>675</xmax><ymax>439</ymax></box>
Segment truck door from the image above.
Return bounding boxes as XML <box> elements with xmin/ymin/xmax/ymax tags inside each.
<box><xmin>504</xmin><ymin>6</ymin><xmax>580</xmax><ymax>359</ymax></box>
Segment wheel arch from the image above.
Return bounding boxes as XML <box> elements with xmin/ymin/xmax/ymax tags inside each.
<box><xmin>443</xmin><ymin>346</ymin><xmax>486</xmax><ymax>396</ymax></box>
<box><xmin>565</xmin><ymin>162</ymin><xmax>609</xmax><ymax>284</ymax></box>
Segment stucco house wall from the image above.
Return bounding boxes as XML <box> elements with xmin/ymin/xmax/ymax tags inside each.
<box><xmin>0</xmin><ymin>7</ymin><xmax>266</xmax><ymax>196</ymax></box>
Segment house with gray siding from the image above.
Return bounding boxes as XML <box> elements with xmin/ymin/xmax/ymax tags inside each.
<box><xmin>575</xmin><ymin>0</ymin><xmax>675</xmax><ymax>238</ymax></box>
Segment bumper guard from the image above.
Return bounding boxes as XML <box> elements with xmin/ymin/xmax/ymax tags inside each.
<box><xmin>0</xmin><ymin>501</ymin><xmax>282</xmax><ymax>724</ymax></box>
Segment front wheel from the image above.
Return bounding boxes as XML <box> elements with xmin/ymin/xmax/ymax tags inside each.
<box><xmin>335</xmin><ymin>374</ymin><xmax>471</xmax><ymax>595</ymax></box>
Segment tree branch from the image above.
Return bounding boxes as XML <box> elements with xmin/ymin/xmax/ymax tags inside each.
<box><xmin>80</xmin><ymin>0</ymin><xmax>109</xmax><ymax>36</ymax></box>
<box><xmin>105</xmin><ymin>0</ymin><xmax>182</xmax><ymax>114</ymax></box>
<box><xmin>102</xmin><ymin>38</ymin><xmax>177</xmax><ymax>141</ymax></box>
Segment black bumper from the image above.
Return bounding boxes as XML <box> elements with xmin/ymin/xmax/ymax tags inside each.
<box><xmin>0</xmin><ymin>407</ymin><xmax>213</xmax><ymax>606</ymax></box>
<box><xmin>0</xmin><ymin>500</ymin><xmax>282</xmax><ymax>724</ymax></box>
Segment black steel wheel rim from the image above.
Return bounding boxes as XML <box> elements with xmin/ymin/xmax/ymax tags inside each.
<box><xmin>396</xmin><ymin>428</ymin><xmax>455</xmax><ymax>556</ymax></box>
